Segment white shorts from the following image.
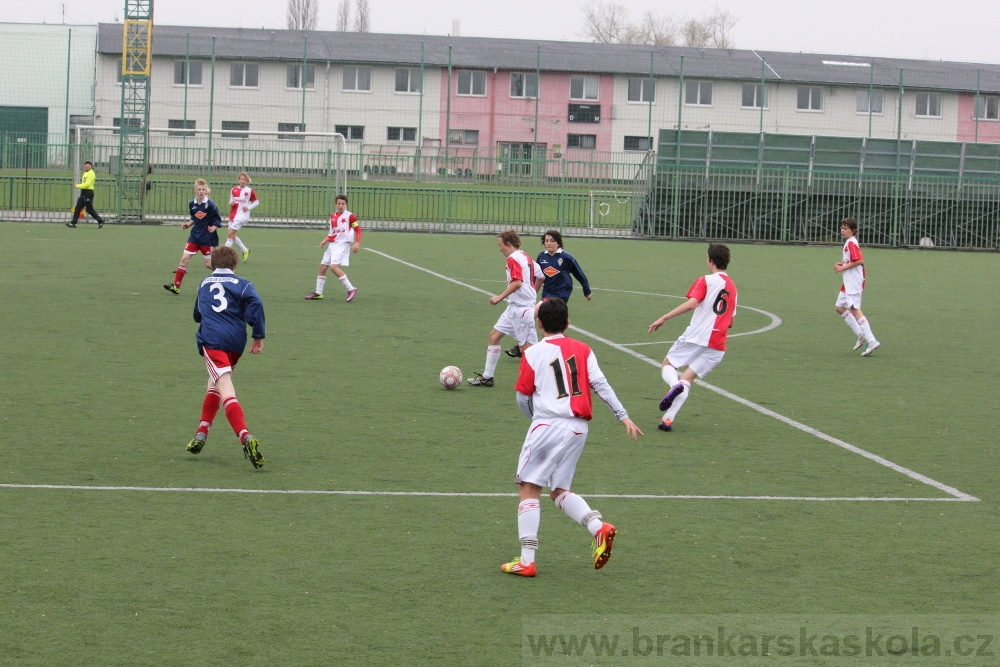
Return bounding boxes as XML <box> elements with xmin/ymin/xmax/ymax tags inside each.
<box><xmin>835</xmin><ymin>291</ymin><xmax>862</xmax><ymax>310</ymax></box>
<box><xmin>227</xmin><ymin>218</ymin><xmax>246</xmax><ymax>232</ymax></box>
<box><xmin>322</xmin><ymin>243</ymin><xmax>351</xmax><ymax>267</ymax></box>
<box><xmin>665</xmin><ymin>340</ymin><xmax>725</xmax><ymax>378</ymax></box>
<box><xmin>494</xmin><ymin>304</ymin><xmax>538</xmax><ymax>346</ymax></box>
<box><xmin>515</xmin><ymin>418</ymin><xmax>589</xmax><ymax>490</ymax></box>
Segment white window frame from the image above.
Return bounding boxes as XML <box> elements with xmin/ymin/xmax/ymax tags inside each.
<box><xmin>624</xmin><ymin>136</ymin><xmax>653</xmax><ymax>151</ymax></box>
<box><xmin>173</xmin><ymin>61</ymin><xmax>203</xmax><ymax>86</ymax></box>
<box><xmin>567</xmin><ymin>133</ymin><xmax>597</xmax><ymax>149</ymax></box>
<box><xmin>278</xmin><ymin>122</ymin><xmax>306</xmax><ymax>140</ymax></box>
<box><xmin>856</xmin><ymin>89</ymin><xmax>884</xmax><ymax>114</ymax></box>
<box><xmin>335</xmin><ymin>125</ymin><xmax>365</xmax><ymax>141</ymax></box>
<box><xmin>741</xmin><ymin>83</ymin><xmax>768</xmax><ymax>109</ymax></box>
<box><xmin>975</xmin><ymin>95</ymin><xmax>1000</xmax><ymax>121</ymax></box>
<box><xmin>167</xmin><ymin>119</ymin><xmax>196</xmax><ymax>137</ymax></box>
<box><xmin>509</xmin><ymin>72</ymin><xmax>539</xmax><ymax>99</ymax></box>
<box><xmin>570</xmin><ymin>75</ymin><xmax>599</xmax><ymax>101</ymax></box>
<box><xmin>915</xmin><ymin>92</ymin><xmax>942</xmax><ymax>117</ymax></box>
<box><xmin>627</xmin><ymin>78</ymin><xmax>654</xmax><ymax>103</ymax></box>
<box><xmin>796</xmin><ymin>86</ymin><xmax>824</xmax><ymax>112</ymax></box>
<box><xmin>343</xmin><ymin>66</ymin><xmax>372</xmax><ymax>92</ymax></box>
<box><xmin>387</xmin><ymin>127</ymin><xmax>417</xmax><ymax>143</ymax></box>
<box><xmin>229</xmin><ymin>63</ymin><xmax>259</xmax><ymax>88</ymax></box>
<box><xmin>286</xmin><ymin>64</ymin><xmax>316</xmax><ymax>90</ymax></box>
<box><xmin>685</xmin><ymin>81</ymin><xmax>713</xmax><ymax>106</ymax></box>
<box><xmin>457</xmin><ymin>70</ymin><xmax>486</xmax><ymax>97</ymax></box>
<box><xmin>395</xmin><ymin>68</ymin><xmax>422</xmax><ymax>94</ymax></box>
<box><xmin>221</xmin><ymin>121</ymin><xmax>250</xmax><ymax>139</ymax></box>
<box><xmin>447</xmin><ymin>129</ymin><xmax>479</xmax><ymax>145</ymax></box>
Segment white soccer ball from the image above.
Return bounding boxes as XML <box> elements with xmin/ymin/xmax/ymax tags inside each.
<box><xmin>439</xmin><ymin>366</ymin><xmax>462</xmax><ymax>389</ymax></box>
<box><xmin>918</xmin><ymin>236</ymin><xmax>935</xmax><ymax>248</ymax></box>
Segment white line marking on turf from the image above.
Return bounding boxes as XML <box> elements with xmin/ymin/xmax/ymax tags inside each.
<box><xmin>0</xmin><ymin>484</ymin><xmax>970</xmax><ymax>501</ymax></box>
<box><xmin>365</xmin><ymin>247</ymin><xmax>978</xmax><ymax>502</ymax></box>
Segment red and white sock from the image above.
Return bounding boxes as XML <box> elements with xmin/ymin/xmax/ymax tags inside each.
<box><xmin>555</xmin><ymin>491</ymin><xmax>603</xmax><ymax>535</ymax></box>
<box><xmin>223</xmin><ymin>396</ymin><xmax>249</xmax><ymax>442</ymax></box>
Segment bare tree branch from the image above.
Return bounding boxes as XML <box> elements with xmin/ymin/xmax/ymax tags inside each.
<box><xmin>286</xmin><ymin>0</ymin><xmax>319</xmax><ymax>31</ymax></box>
<box><xmin>354</xmin><ymin>0</ymin><xmax>371</xmax><ymax>33</ymax></box>
<box><xmin>336</xmin><ymin>0</ymin><xmax>351</xmax><ymax>31</ymax></box>
<box><xmin>580</xmin><ymin>1</ymin><xmax>734</xmax><ymax>48</ymax></box>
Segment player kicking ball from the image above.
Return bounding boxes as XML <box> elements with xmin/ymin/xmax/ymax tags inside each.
<box><xmin>186</xmin><ymin>246</ymin><xmax>266</xmax><ymax>469</ymax></box>
<box><xmin>500</xmin><ymin>298</ymin><xmax>642</xmax><ymax>577</ymax></box>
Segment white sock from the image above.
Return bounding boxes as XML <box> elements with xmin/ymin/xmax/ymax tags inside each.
<box><xmin>224</xmin><ymin>238</ymin><xmax>234</xmax><ymax>248</ymax></box>
<box><xmin>517</xmin><ymin>499</ymin><xmax>540</xmax><ymax>565</ymax></box>
<box><xmin>665</xmin><ymin>379</ymin><xmax>692</xmax><ymax>422</ymax></box>
<box><xmin>857</xmin><ymin>317</ymin><xmax>877</xmax><ymax>343</ymax></box>
<box><xmin>315</xmin><ymin>276</ymin><xmax>327</xmax><ymax>294</ymax></box>
<box><xmin>554</xmin><ymin>491</ymin><xmax>603</xmax><ymax>535</ymax></box>
<box><xmin>338</xmin><ymin>274</ymin><xmax>355</xmax><ymax>291</ymax></box>
<box><xmin>233</xmin><ymin>236</ymin><xmax>247</xmax><ymax>252</ymax></box>
<box><xmin>842</xmin><ymin>311</ymin><xmax>863</xmax><ymax>338</ymax></box>
<box><xmin>483</xmin><ymin>345</ymin><xmax>502</xmax><ymax>379</ymax></box>
<box><xmin>661</xmin><ymin>364</ymin><xmax>679</xmax><ymax>386</ymax></box>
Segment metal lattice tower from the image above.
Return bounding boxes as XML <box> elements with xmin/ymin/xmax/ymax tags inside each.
<box><xmin>117</xmin><ymin>0</ymin><xmax>152</xmax><ymax>223</ymax></box>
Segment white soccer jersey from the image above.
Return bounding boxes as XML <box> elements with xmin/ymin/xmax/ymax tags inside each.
<box><xmin>678</xmin><ymin>272</ymin><xmax>738</xmax><ymax>351</ymax></box>
<box><xmin>505</xmin><ymin>249</ymin><xmax>541</xmax><ymax>309</ymax></box>
<box><xmin>228</xmin><ymin>186</ymin><xmax>259</xmax><ymax>223</ymax></box>
<box><xmin>327</xmin><ymin>210</ymin><xmax>360</xmax><ymax>244</ymax></box>
<box><xmin>840</xmin><ymin>236</ymin><xmax>866</xmax><ymax>294</ymax></box>
<box><xmin>515</xmin><ymin>334</ymin><xmax>629</xmax><ymax>424</ymax></box>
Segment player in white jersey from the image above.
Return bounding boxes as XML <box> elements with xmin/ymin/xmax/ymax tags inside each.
<box><xmin>226</xmin><ymin>172</ymin><xmax>259</xmax><ymax>262</ymax></box>
<box><xmin>648</xmin><ymin>244</ymin><xmax>737</xmax><ymax>432</ymax></box>
<box><xmin>304</xmin><ymin>194</ymin><xmax>362</xmax><ymax>302</ymax></box>
<box><xmin>834</xmin><ymin>218</ymin><xmax>880</xmax><ymax>356</ymax></box>
<box><xmin>468</xmin><ymin>229</ymin><xmax>543</xmax><ymax>387</ymax></box>
<box><xmin>500</xmin><ymin>298</ymin><xmax>643</xmax><ymax>577</ymax></box>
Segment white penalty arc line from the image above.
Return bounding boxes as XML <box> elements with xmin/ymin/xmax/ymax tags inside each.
<box><xmin>365</xmin><ymin>247</ymin><xmax>978</xmax><ymax>503</ymax></box>
<box><xmin>0</xmin><ymin>484</ymin><xmax>969</xmax><ymax>502</ymax></box>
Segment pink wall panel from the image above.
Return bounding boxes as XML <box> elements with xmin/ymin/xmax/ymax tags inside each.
<box><xmin>956</xmin><ymin>94</ymin><xmax>1000</xmax><ymax>143</ymax></box>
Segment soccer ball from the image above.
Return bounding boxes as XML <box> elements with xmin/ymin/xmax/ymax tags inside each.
<box><xmin>439</xmin><ymin>366</ymin><xmax>462</xmax><ymax>389</ymax></box>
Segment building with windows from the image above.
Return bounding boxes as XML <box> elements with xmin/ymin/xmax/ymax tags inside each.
<box><xmin>88</xmin><ymin>23</ymin><xmax>1000</xmax><ymax>174</ymax></box>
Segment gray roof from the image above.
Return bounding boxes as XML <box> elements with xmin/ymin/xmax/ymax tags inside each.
<box><xmin>97</xmin><ymin>23</ymin><xmax>1000</xmax><ymax>93</ymax></box>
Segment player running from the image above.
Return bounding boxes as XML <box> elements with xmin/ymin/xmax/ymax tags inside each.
<box><xmin>500</xmin><ymin>298</ymin><xmax>642</xmax><ymax>577</ymax></box>
<box><xmin>185</xmin><ymin>246</ymin><xmax>266</xmax><ymax>469</ymax></box>
<box><xmin>226</xmin><ymin>172</ymin><xmax>258</xmax><ymax>261</ymax></box>
<box><xmin>647</xmin><ymin>243</ymin><xmax>737</xmax><ymax>432</ymax></box>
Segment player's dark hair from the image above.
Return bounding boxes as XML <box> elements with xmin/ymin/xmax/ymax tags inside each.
<box><xmin>708</xmin><ymin>243</ymin><xmax>730</xmax><ymax>270</ymax></box>
<box><xmin>83</xmin><ymin>160</ymin><xmax>93</xmax><ymax>167</ymax></box>
<box><xmin>211</xmin><ymin>246</ymin><xmax>239</xmax><ymax>270</ymax></box>
<box><xmin>498</xmin><ymin>229</ymin><xmax>521</xmax><ymax>249</ymax></box>
<box><xmin>542</xmin><ymin>229</ymin><xmax>563</xmax><ymax>248</ymax></box>
<box><xmin>537</xmin><ymin>298</ymin><xmax>569</xmax><ymax>334</ymax></box>
<box><xmin>336</xmin><ymin>194</ymin><xmax>348</xmax><ymax>204</ymax></box>
<box><xmin>841</xmin><ymin>217</ymin><xmax>858</xmax><ymax>233</ymax></box>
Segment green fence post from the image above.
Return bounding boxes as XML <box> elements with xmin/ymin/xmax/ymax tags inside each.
<box><xmin>781</xmin><ymin>166</ymin><xmax>790</xmax><ymax>243</ymax></box>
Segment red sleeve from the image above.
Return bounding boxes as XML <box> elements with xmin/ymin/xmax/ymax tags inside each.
<box><xmin>848</xmin><ymin>241</ymin><xmax>863</xmax><ymax>262</ymax></box>
<box><xmin>350</xmin><ymin>214</ymin><xmax>362</xmax><ymax>243</ymax></box>
<box><xmin>507</xmin><ymin>255</ymin><xmax>524</xmax><ymax>282</ymax></box>
<box><xmin>249</xmin><ymin>189</ymin><xmax>258</xmax><ymax>202</ymax></box>
<box><xmin>686</xmin><ymin>276</ymin><xmax>708</xmax><ymax>302</ymax></box>
<box><xmin>514</xmin><ymin>355</ymin><xmax>535</xmax><ymax>395</ymax></box>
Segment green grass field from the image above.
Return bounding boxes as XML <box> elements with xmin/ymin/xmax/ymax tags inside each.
<box><xmin>1</xmin><ymin>222</ymin><xmax>999</xmax><ymax>666</ymax></box>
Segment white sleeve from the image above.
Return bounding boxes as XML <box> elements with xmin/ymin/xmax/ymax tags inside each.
<box><xmin>587</xmin><ymin>353</ymin><xmax>629</xmax><ymax>421</ymax></box>
<box><xmin>247</xmin><ymin>190</ymin><xmax>260</xmax><ymax>210</ymax></box>
<box><xmin>515</xmin><ymin>392</ymin><xmax>534</xmax><ymax>419</ymax></box>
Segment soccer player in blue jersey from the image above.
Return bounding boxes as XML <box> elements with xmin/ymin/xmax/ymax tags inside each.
<box><xmin>165</xmin><ymin>179</ymin><xmax>223</xmax><ymax>295</ymax></box>
<box><xmin>185</xmin><ymin>246</ymin><xmax>266</xmax><ymax>469</ymax></box>
<box><xmin>507</xmin><ymin>230</ymin><xmax>593</xmax><ymax>358</ymax></box>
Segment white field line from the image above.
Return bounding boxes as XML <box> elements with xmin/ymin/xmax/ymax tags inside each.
<box><xmin>0</xmin><ymin>484</ymin><xmax>971</xmax><ymax>502</ymax></box>
<box><xmin>366</xmin><ymin>247</ymin><xmax>978</xmax><ymax>503</ymax></box>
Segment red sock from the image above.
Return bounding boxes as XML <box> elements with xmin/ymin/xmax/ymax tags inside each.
<box><xmin>173</xmin><ymin>265</ymin><xmax>188</xmax><ymax>288</ymax></box>
<box><xmin>223</xmin><ymin>396</ymin><xmax>249</xmax><ymax>442</ymax></box>
<box><xmin>197</xmin><ymin>388</ymin><xmax>221</xmax><ymax>435</ymax></box>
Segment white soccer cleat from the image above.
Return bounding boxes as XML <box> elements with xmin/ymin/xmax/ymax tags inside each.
<box><xmin>852</xmin><ymin>335</ymin><xmax>866</xmax><ymax>351</ymax></box>
<box><xmin>861</xmin><ymin>340</ymin><xmax>881</xmax><ymax>357</ymax></box>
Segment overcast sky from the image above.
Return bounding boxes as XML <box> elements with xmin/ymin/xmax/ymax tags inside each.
<box><xmin>10</xmin><ymin>0</ymin><xmax>999</xmax><ymax>65</ymax></box>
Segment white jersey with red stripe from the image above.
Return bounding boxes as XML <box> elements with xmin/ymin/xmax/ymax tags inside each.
<box><xmin>228</xmin><ymin>186</ymin><xmax>259</xmax><ymax>223</ymax></box>
<box><xmin>326</xmin><ymin>210</ymin><xmax>360</xmax><ymax>244</ymax></box>
<box><xmin>515</xmin><ymin>334</ymin><xmax>629</xmax><ymax>423</ymax></box>
<box><xmin>840</xmin><ymin>236</ymin><xmax>866</xmax><ymax>294</ymax></box>
<box><xmin>505</xmin><ymin>249</ymin><xmax>541</xmax><ymax>310</ymax></box>
<box><xmin>678</xmin><ymin>272</ymin><xmax>738</xmax><ymax>351</ymax></box>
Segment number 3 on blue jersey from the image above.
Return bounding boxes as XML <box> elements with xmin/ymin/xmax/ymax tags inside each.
<box><xmin>209</xmin><ymin>283</ymin><xmax>229</xmax><ymax>313</ymax></box>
